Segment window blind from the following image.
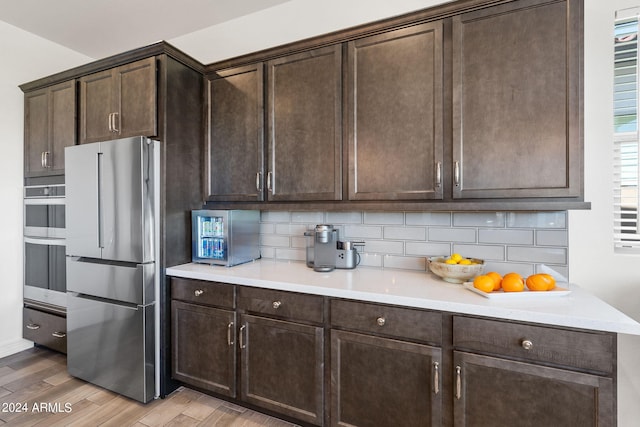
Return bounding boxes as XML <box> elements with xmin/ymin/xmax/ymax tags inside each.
<box><xmin>614</xmin><ymin>14</ymin><xmax>640</xmax><ymax>252</ymax></box>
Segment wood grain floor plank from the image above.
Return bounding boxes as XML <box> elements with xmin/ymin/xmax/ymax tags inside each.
<box><xmin>0</xmin><ymin>348</ymin><xmax>300</xmax><ymax>427</ymax></box>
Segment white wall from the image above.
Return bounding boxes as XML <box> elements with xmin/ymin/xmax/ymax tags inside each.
<box><xmin>0</xmin><ymin>21</ymin><xmax>89</xmax><ymax>357</ymax></box>
<box><xmin>1</xmin><ymin>0</ymin><xmax>639</xmax><ymax>423</ymax></box>
<box><xmin>570</xmin><ymin>1</ymin><xmax>640</xmax><ymax>424</ymax></box>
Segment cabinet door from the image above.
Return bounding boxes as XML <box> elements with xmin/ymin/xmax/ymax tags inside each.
<box><xmin>24</xmin><ymin>88</ymin><xmax>49</xmax><ymax>175</ymax></box>
<box><xmin>24</xmin><ymin>80</ymin><xmax>76</xmax><ymax>176</ymax></box>
<box><xmin>171</xmin><ymin>301</ymin><xmax>236</xmax><ymax>397</ymax></box>
<box><xmin>115</xmin><ymin>57</ymin><xmax>157</xmax><ymax>139</ymax></box>
<box><xmin>80</xmin><ymin>68</ymin><xmax>115</xmax><ymax>144</ymax></box>
<box><xmin>331</xmin><ymin>330</ymin><xmax>442</xmax><ymax>427</ymax></box>
<box><xmin>208</xmin><ymin>64</ymin><xmax>264</xmax><ymax>201</ymax></box>
<box><xmin>240</xmin><ymin>314</ymin><xmax>324</xmax><ymax>425</ymax></box>
<box><xmin>347</xmin><ymin>21</ymin><xmax>443</xmax><ymax>201</ymax></box>
<box><xmin>452</xmin><ymin>0</ymin><xmax>582</xmax><ymax>199</ymax></box>
<box><xmin>267</xmin><ymin>45</ymin><xmax>342</xmax><ymax>201</ymax></box>
<box><xmin>49</xmin><ymin>80</ymin><xmax>76</xmax><ymax>173</ymax></box>
<box><xmin>80</xmin><ymin>57</ymin><xmax>156</xmax><ymax>144</ymax></box>
<box><xmin>453</xmin><ymin>351</ymin><xmax>614</xmax><ymax>427</ymax></box>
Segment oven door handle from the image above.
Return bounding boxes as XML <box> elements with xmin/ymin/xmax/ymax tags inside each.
<box><xmin>24</xmin><ymin>236</ymin><xmax>66</xmax><ymax>246</ymax></box>
<box><xmin>23</xmin><ymin>198</ymin><xmax>65</xmax><ymax>205</ymax></box>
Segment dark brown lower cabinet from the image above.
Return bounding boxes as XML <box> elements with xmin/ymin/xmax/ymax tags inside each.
<box><xmin>171</xmin><ymin>300</ymin><xmax>236</xmax><ymax>397</ymax></box>
<box><xmin>331</xmin><ymin>330</ymin><xmax>442</xmax><ymax>427</ymax></box>
<box><xmin>240</xmin><ymin>314</ymin><xmax>324</xmax><ymax>425</ymax></box>
<box><xmin>452</xmin><ymin>351</ymin><xmax>614</xmax><ymax>427</ymax></box>
<box><xmin>170</xmin><ymin>278</ymin><xmax>617</xmax><ymax>426</ymax></box>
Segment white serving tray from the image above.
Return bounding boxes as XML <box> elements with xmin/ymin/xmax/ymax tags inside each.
<box><xmin>462</xmin><ymin>282</ymin><xmax>572</xmax><ymax>299</ymax></box>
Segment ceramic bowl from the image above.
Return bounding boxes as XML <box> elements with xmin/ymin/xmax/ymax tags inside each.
<box><xmin>427</xmin><ymin>256</ymin><xmax>484</xmax><ymax>284</ymax></box>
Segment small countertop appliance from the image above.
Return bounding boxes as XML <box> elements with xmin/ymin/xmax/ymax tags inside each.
<box><xmin>304</xmin><ymin>225</ymin><xmax>363</xmax><ymax>272</ymax></box>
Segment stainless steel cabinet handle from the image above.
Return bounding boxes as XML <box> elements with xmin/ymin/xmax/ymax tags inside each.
<box><xmin>112</xmin><ymin>112</ymin><xmax>119</xmax><ymax>133</ymax></box>
<box><xmin>194</xmin><ymin>289</ymin><xmax>204</xmax><ymax>297</ymax></box>
<box><xmin>44</xmin><ymin>151</ymin><xmax>50</xmax><ymax>168</ymax></box>
<box><xmin>433</xmin><ymin>361</ymin><xmax>440</xmax><ymax>395</ymax></box>
<box><xmin>266</xmin><ymin>171</ymin><xmax>273</xmax><ymax>193</ymax></box>
<box><xmin>26</xmin><ymin>323</ymin><xmax>40</xmax><ymax>330</ymax></box>
<box><xmin>455</xmin><ymin>365</ymin><xmax>462</xmax><ymax>399</ymax></box>
<box><xmin>454</xmin><ymin>161</ymin><xmax>461</xmax><ymax>187</ymax></box>
<box><xmin>52</xmin><ymin>331</ymin><xmax>66</xmax><ymax>338</ymax></box>
<box><xmin>272</xmin><ymin>301</ymin><xmax>281</xmax><ymax>309</ymax></box>
<box><xmin>256</xmin><ymin>172</ymin><xmax>262</xmax><ymax>192</ymax></box>
<box><xmin>239</xmin><ymin>324</ymin><xmax>246</xmax><ymax>349</ymax></box>
<box><xmin>227</xmin><ymin>322</ymin><xmax>234</xmax><ymax>346</ymax></box>
<box><xmin>376</xmin><ymin>317</ymin><xmax>386</xmax><ymax>327</ymax></box>
<box><xmin>521</xmin><ymin>339</ymin><xmax>534</xmax><ymax>350</ymax></box>
<box><xmin>435</xmin><ymin>162</ymin><xmax>442</xmax><ymax>187</ymax></box>
<box><xmin>41</xmin><ymin>152</ymin><xmax>46</xmax><ymax>169</ymax></box>
<box><xmin>108</xmin><ymin>112</ymin><xmax>113</xmax><ymax>132</ymax></box>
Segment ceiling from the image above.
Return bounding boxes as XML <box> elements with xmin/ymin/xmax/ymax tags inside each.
<box><xmin>0</xmin><ymin>0</ymin><xmax>290</xmax><ymax>60</ymax></box>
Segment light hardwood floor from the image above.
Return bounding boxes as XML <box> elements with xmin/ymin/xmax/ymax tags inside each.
<box><xmin>0</xmin><ymin>347</ymin><xmax>299</xmax><ymax>426</ymax></box>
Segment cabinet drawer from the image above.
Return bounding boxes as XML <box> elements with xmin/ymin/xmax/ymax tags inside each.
<box><xmin>171</xmin><ymin>277</ymin><xmax>235</xmax><ymax>308</ymax></box>
<box><xmin>23</xmin><ymin>308</ymin><xmax>67</xmax><ymax>354</ymax></box>
<box><xmin>237</xmin><ymin>287</ymin><xmax>324</xmax><ymax>324</ymax></box>
<box><xmin>453</xmin><ymin>316</ymin><xmax>615</xmax><ymax>374</ymax></box>
<box><xmin>331</xmin><ymin>299</ymin><xmax>442</xmax><ymax>345</ymax></box>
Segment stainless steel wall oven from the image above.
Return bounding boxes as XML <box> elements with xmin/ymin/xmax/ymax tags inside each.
<box><xmin>23</xmin><ymin>184</ymin><xmax>67</xmax><ymax>308</ymax></box>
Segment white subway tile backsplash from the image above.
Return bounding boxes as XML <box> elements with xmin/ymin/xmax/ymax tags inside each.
<box><xmin>452</xmin><ymin>244</ymin><xmax>505</xmax><ymax>261</ymax></box>
<box><xmin>405</xmin><ymin>212</ymin><xmax>451</xmax><ymax>226</ymax></box>
<box><xmin>259</xmin><ymin>210</ymin><xmax>570</xmax><ymax>279</ymax></box>
<box><xmin>453</xmin><ymin>212</ymin><xmax>506</xmax><ymax>227</ymax></box>
<box><xmin>479</xmin><ymin>229</ymin><xmax>534</xmax><ymax>245</ymax></box>
<box><xmin>405</xmin><ymin>242</ymin><xmax>451</xmax><ymax>257</ymax></box>
<box><xmin>507</xmin><ymin>212</ymin><xmax>566</xmax><ymax>229</ymax></box>
<box><xmin>261</xmin><ymin>211</ymin><xmax>291</xmax><ymax>222</ymax></box>
<box><xmin>326</xmin><ymin>211</ymin><xmax>363</xmax><ymax>224</ymax></box>
<box><xmin>364</xmin><ymin>212</ymin><xmax>404</xmax><ymax>225</ymax></box>
<box><xmin>429</xmin><ymin>227</ymin><xmax>476</xmax><ymax>243</ymax></box>
<box><xmin>383</xmin><ymin>255</ymin><xmax>426</xmax><ymax>271</ymax></box>
<box><xmin>536</xmin><ymin>230</ymin><xmax>568</xmax><ymax>246</ymax></box>
<box><xmin>275</xmin><ymin>223</ymin><xmax>308</xmax><ymax>236</ymax></box>
<box><xmin>261</xmin><ymin>234</ymin><xmax>290</xmax><ymax>248</ymax></box>
<box><xmin>507</xmin><ymin>246</ymin><xmax>567</xmax><ymax>265</ymax></box>
<box><xmin>344</xmin><ymin>225</ymin><xmax>383</xmax><ymax>239</ymax></box>
<box><xmin>363</xmin><ymin>240</ymin><xmax>404</xmax><ymax>255</ymax></box>
<box><xmin>384</xmin><ymin>226</ymin><xmax>427</xmax><ymax>241</ymax></box>
<box><xmin>291</xmin><ymin>211</ymin><xmax>325</xmax><ymax>223</ymax></box>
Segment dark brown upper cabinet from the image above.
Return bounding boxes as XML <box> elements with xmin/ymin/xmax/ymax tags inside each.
<box><xmin>266</xmin><ymin>45</ymin><xmax>342</xmax><ymax>201</ymax></box>
<box><xmin>207</xmin><ymin>64</ymin><xmax>264</xmax><ymax>202</ymax></box>
<box><xmin>452</xmin><ymin>0</ymin><xmax>582</xmax><ymax>199</ymax></box>
<box><xmin>79</xmin><ymin>57</ymin><xmax>157</xmax><ymax>144</ymax></box>
<box><xmin>24</xmin><ymin>80</ymin><xmax>76</xmax><ymax>177</ymax></box>
<box><xmin>347</xmin><ymin>21</ymin><xmax>444</xmax><ymax>201</ymax></box>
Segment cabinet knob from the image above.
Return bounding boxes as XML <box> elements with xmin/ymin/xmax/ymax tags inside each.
<box><xmin>272</xmin><ymin>301</ymin><xmax>282</xmax><ymax>309</ymax></box>
<box><xmin>376</xmin><ymin>317</ymin><xmax>386</xmax><ymax>327</ymax></box>
<box><xmin>521</xmin><ymin>339</ymin><xmax>534</xmax><ymax>350</ymax></box>
<box><xmin>194</xmin><ymin>289</ymin><xmax>204</xmax><ymax>297</ymax></box>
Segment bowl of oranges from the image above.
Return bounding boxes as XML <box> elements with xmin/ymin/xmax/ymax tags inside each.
<box><xmin>428</xmin><ymin>254</ymin><xmax>484</xmax><ymax>284</ymax></box>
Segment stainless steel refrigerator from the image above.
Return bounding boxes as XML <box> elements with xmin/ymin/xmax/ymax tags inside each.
<box><xmin>65</xmin><ymin>136</ymin><xmax>159</xmax><ymax>403</ymax></box>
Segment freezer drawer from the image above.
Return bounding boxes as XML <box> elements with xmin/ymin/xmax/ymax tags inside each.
<box><xmin>66</xmin><ymin>257</ymin><xmax>154</xmax><ymax>305</ymax></box>
<box><xmin>67</xmin><ymin>294</ymin><xmax>155</xmax><ymax>403</ymax></box>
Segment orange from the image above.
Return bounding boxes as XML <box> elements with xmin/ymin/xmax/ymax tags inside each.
<box><xmin>526</xmin><ymin>273</ymin><xmax>556</xmax><ymax>291</ymax></box>
<box><xmin>501</xmin><ymin>273</ymin><xmax>524</xmax><ymax>292</ymax></box>
<box><xmin>473</xmin><ymin>275</ymin><xmax>495</xmax><ymax>293</ymax></box>
<box><xmin>485</xmin><ymin>271</ymin><xmax>503</xmax><ymax>291</ymax></box>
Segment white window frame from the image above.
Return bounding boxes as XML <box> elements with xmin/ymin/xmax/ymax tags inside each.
<box><xmin>614</xmin><ymin>10</ymin><xmax>640</xmax><ymax>253</ymax></box>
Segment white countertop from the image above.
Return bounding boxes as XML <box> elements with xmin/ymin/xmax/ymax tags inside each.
<box><xmin>166</xmin><ymin>260</ymin><xmax>640</xmax><ymax>336</ymax></box>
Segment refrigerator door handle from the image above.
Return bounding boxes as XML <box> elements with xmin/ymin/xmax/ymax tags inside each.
<box><xmin>97</xmin><ymin>152</ymin><xmax>104</xmax><ymax>249</ymax></box>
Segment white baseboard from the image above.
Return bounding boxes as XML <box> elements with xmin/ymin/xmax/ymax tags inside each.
<box><xmin>0</xmin><ymin>339</ymin><xmax>34</xmax><ymax>359</ymax></box>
